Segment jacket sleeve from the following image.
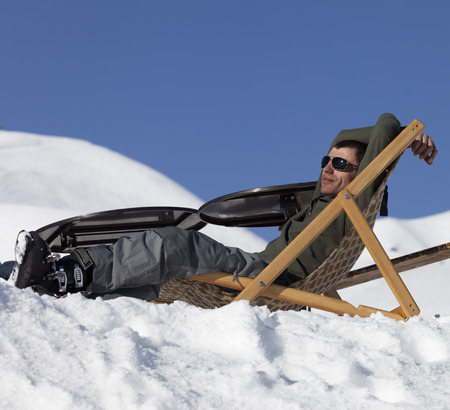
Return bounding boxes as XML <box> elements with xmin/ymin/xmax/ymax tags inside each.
<box><xmin>350</xmin><ymin>113</ymin><xmax>401</xmax><ymax>213</ymax></box>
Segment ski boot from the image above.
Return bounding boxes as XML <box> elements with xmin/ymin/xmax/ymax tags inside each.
<box><xmin>10</xmin><ymin>230</ymin><xmax>89</xmax><ymax>297</ymax></box>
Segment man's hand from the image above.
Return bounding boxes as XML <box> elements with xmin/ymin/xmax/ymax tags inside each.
<box><xmin>410</xmin><ymin>132</ymin><xmax>437</xmax><ymax>165</ymax></box>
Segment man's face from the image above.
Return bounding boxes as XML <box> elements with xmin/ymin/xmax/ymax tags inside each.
<box><xmin>320</xmin><ymin>146</ymin><xmax>359</xmax><ymax>198</ymax></box>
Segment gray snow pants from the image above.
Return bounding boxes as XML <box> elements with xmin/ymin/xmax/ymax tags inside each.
<box><xmin>84</xmin><ymin>226</ymin><xmax>272</xmax><ymax>301</ymax></box>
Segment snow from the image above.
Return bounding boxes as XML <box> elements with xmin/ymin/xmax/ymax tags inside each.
<box><xmin>0</xmin><ymin>130</ymin><xmax>449</xmax><ymax>409</ymax></box>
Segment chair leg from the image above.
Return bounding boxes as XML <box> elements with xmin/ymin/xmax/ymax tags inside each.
<box><xmin>338</xmin><ymin>190</ymin><xmax>420</xmax><ymax>318</ymax></box>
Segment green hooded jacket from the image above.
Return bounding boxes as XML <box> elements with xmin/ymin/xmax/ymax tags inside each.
<box><xmin>257</xmin><ymin>113</ymin><xmax>402</xmax><ymax>282</ymax></box>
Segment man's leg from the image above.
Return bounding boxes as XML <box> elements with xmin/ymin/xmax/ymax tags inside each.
<box><xmin>0</xmin><ymin>261</ymin><xmax>15</xmax><ymax>280</ymax></box>
<box><xmin>84</xmin><ymin>226</ymin><xmax>269</xmax><ymax>300</ymax></box>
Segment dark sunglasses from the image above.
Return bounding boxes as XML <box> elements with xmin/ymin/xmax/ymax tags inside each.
<box><xmin>321</xmin><ymin>156</ymin><xmax>358</xmax><ymax>172</ymax></box>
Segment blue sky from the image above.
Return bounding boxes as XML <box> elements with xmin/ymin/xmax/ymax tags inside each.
<box><xmin>1</xmin><ymin>1</ymin><xmax>449</xmax><ymax>240</ymax></box>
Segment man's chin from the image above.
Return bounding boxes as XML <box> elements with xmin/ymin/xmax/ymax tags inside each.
<box><xmin>320</xmin><ymin>188</ymin><xmax>337</xmax><ymax>198</ymax></box>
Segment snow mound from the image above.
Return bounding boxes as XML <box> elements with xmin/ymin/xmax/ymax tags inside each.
<box><xmin>0</xmin><ymin>286</ymin><xmax>449</xmax><ymax>409</ymax></box>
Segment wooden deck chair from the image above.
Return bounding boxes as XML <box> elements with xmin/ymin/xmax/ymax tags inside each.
<box><xmin>154</xmin><ymin>120</ymin><xmax>426</xmax><ymax>321</ymax></box>
<box><xmin>154</xmin><ymin>157</ymin><xmax>399</xmax><ymax>313</ymax></box>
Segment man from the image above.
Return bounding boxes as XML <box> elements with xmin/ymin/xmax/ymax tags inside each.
<box><xmin>6</xmin><ymin>113</ymin><xmax>437</xmax><ymax>300</ymax></box>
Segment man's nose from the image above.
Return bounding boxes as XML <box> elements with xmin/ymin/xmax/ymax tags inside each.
<box><xmin>323</xmin><ymin>161</ymin><xmax>334</xmax><ymax>173</ymax></box>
